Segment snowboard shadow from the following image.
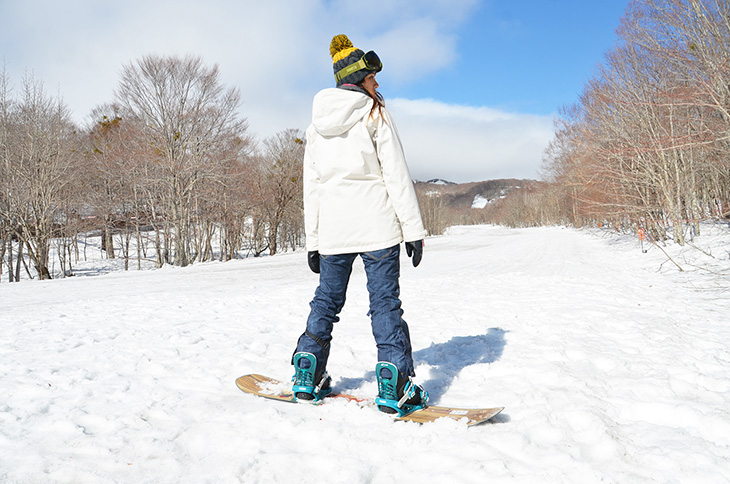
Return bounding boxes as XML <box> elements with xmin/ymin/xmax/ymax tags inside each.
<box><xmin>335</xmin><ymin>328</ymin><xmax>507</xmax><ymax>404</ymax></box>
<box><xmin>413</xmin><ymin>328</ymin><xmax>507</xmax><ymax>403</ymax></box>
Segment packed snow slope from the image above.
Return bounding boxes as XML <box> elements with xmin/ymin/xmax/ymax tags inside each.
<box><xmin>2</xmin><ymin>224</ymin><xmax>730</xmax><ymax>483</ymax></box>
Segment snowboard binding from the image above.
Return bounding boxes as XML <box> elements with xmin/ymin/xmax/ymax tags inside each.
<box><xmin>374</xmin><ymin>361</ymin><xmax>429</xmax><ymax>417</ymax></box>
<box><xmin>292</xmin><ymin>352</ymin><xmax>332</xmax><ymax>402</ymax></box>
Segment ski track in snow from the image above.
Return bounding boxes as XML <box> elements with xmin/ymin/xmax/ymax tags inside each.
<box><xmin>1</xmin><ymin>224</ymin><xmax>730</xmax><ymax>483</ymax></box>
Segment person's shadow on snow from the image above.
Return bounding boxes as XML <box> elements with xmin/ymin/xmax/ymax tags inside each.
<box><xmin>336</xmin><ymin>328</ymin><xmax>506</xmax><ymax>404</ymax></box>
<box><xmin>412</xmin><ymin>328</ymin><xmax>506</xmax><ymax>403</ymax></box>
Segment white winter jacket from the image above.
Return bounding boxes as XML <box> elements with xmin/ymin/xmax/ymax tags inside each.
<box><xmin>303</xmin><ymin>88</ymin><xmax>427</xmax><ymax>255</ymax></box>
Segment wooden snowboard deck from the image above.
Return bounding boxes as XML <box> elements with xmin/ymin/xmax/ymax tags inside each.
<box><xmin>236</xmin><ymin>373</ymin><xmax>298</xmax><ymax>403</ymax></box>
<box><xmin>236</xmin><ymin>374</ymin><xmax>503</xmax><ymax>427</ymax></box>
<box><xmin>396</xmin><ymin>404</ymin><xmax>503</xmax><ymax>426</ymax></box>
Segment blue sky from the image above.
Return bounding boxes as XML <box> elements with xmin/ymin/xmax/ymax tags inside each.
<box><xmin>0</xmin><ymin>0</ymin><xmax>628</xmax><ymax>183</ymax></box>
<box><xmin>395</xmin><ymin>1</ymin><xmax>627</xmax><ymax>114</ymax></box>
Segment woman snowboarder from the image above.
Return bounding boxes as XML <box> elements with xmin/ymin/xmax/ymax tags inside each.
<box><xmin>291</xmin><ymin>34</ymin><xmax>429</xmax><ymax>416</ymax></box>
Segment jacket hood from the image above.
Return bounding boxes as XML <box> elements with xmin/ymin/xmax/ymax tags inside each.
<box><xmin>311</xmin><ymin>88</ymin><xmax>372</xmax><ymax>137</ymax></box>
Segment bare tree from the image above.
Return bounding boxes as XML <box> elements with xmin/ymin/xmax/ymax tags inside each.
<box><xmin>415</xmin><ymin>186</ymin><xmax>448</xmax><ymax>236</ymax></box>
<box><xmin>248</xmin><ymin>129</ymin><xmax>305</xmax><ymax>256</ymax></box>
<box><xmin>114</xmin><ymin>54</ymin><xmax>250</xmax><ymax>266</ymax></box>
<box><xmin>535</xmin><ymin>0</ymin><xmax>730</xmax><ymax>243</ymax></box>
<box><xmin>0</xmin><ymin>66</ymin><xmax>12</xmax><ymax>281</ymax></box>
<box><xmin>84</xmin><ymin>103</ymin><xmax>157</xmax><ymax>269</ymax></box>
<box><xmin>0</xmin><ymin>72</ymin><xmax>78</xmax><ymax>280</ymax></box>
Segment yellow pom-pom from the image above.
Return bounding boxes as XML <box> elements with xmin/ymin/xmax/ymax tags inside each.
<box><xmin>329</xmin><ymin>34</ymin><xmax>354</xmax><ymax>59</ymax></box>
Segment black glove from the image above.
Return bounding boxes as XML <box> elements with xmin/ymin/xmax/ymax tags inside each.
<box><xmin>307</xmin><ymin>251</ymin><xmax>320</xmax><ymax>274</ymax></box>
<box><xmin>405</xmin><ymin>240</ymin><xmax>423</xmax><ymax>267</ymax></box>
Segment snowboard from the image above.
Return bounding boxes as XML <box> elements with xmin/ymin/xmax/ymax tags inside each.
<box><xmin>236</xmin><ymin>373</ymin><xmax>503</xmax><ymax>427</ymax></box>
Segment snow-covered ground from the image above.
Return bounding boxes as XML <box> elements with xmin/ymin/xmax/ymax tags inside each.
<box><xmin>2</xmin><ymin>224</ymin><xmax>730</xmax><ymax>483</ymax></box>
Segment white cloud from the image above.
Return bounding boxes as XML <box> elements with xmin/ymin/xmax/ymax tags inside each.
<box><xmin>388</xmin><ymin>98</ymin><xmax>556</xmax><ymax>183</ymax></box>
<box><xmin>370</xmin><ymin>19</ymin><xmax>458</xmax><ymax>83</ymax></box>
<box><xmin>0</xmin><ymin>0</ymin><xmax>554</xmax><ymax>181</ymax></box>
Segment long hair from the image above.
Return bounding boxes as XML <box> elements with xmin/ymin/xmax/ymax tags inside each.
<box><xmin>360</xmin><ymin>84</ymin><xmax>385</xmax><ymax>120</ymax></box>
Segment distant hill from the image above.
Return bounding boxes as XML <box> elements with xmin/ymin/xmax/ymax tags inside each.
<box><xmin>415</xmin><ymin>178</ymin><xmax>533</xmax><ymax>210</ymax></box>
<box><xmin>423</xmin><ymin>178</ymin><xmax>457</xmax><ymax>186</ymax></box>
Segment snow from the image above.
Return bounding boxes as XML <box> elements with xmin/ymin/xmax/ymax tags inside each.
<box><xmin>472</xmin><ymin>194</ymin><xmax>489</xmax><ymax>208</ymax></box>
<box><xmin>2</xmin><ymin>224</ymin><xmax>730</xmax><ymax>483</ymax></box>
<box><xmin>472</xmin><ymin>189</ymin><xmax>510</xmax><ymax>208</ymax></box>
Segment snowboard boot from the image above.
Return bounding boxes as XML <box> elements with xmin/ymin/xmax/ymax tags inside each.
<box><xmin>374</xmin><ymin>361</ymin><xmax>429</xmax><ymax>417</ymax></box>
<box><xmin>292</xmin><ymin>352</ymin><xmax>332</xmax><ymax>402</ymax></box>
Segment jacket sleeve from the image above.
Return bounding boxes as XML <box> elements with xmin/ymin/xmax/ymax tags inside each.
<box><xmin>302</xmin><ymin>126</ymin><xmax>320</xmax><ymax>251</ymax></box>
<box><xmin>374</xmin><ymin>108</ymin><xmax>428</xmax><ymax>242</ymax></box>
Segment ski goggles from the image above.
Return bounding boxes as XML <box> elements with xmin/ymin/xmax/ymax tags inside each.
<box><xmin>335</xmin><ymin>50</ymin><xmax>382</xmax><ymax>83</ymax></box>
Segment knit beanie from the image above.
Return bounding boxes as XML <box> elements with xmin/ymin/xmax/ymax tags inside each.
<box><xmin>330</xmin><ymin>34</ymin><xmax>374</xmax><ymax>87</ymax></box>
